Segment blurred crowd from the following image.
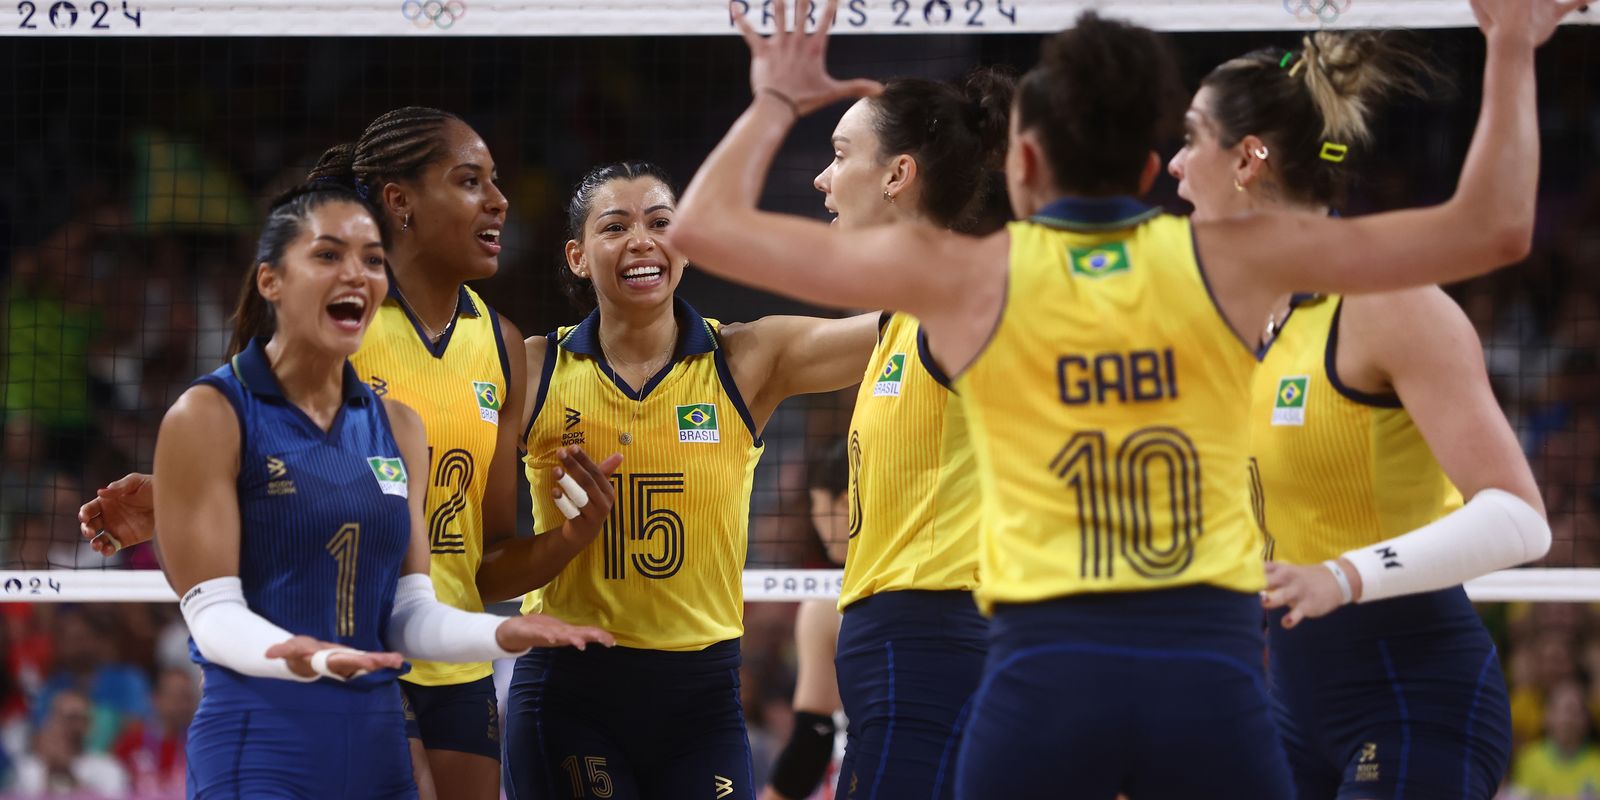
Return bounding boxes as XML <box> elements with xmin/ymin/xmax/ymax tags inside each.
<box><xmin>0</xmin><ymin>26</ymin><xmax>1595</xmax><ymax>800</ymax></box>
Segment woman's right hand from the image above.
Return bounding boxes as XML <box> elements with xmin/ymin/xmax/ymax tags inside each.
<box><xmin>79</xmin><ymin>472</ymin><xmax>156</xmax><ymax>555</ymax></box>
<box><xmin>1470</xmin><ymin>0</ymin><xmax>1586</xmax><ymax>48</ymax></box>
<box><xmin>264</xmin><ymin>635</ymin><xmax>405</xmax><ymax>680</ymax></box>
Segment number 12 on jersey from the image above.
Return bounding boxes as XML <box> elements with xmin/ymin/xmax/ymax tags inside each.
<box><xmin>602</xmin><ymin>472</ymin><xmax>687</xmax><ymax>581</ymax></box>
<box><xmin>1052</xmin><ymin>426</ymin><xmax>1202</xmax><ymax>581</ymax></box>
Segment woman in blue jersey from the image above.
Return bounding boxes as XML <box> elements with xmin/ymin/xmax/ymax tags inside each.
<box><xmin>668</xmin><ymin>0</ymin><xmax>1578</xmax><ymax>796</ymax></box>
<box><xmin>154</xmin><ymin>183</ymin><xmax>613</xmax><ymax>800</ymax></box>
<box><xmin>81</xmin><ymin>107</ymin><xmax>622</xmax><ymax>800</ymax></box>
<box><xmin>1168</xmin><ymin>32</ymin><xmax>1548</xmax><ymax>799</ymax></box>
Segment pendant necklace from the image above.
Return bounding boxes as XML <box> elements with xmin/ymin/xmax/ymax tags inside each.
<box><xmin>598</xmin><ymin>322</ymin><xmax>677</xmax><ymax>446</ymax></box>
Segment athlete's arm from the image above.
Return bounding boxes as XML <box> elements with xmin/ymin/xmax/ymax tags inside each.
<box><xmin>763</xmin><ymin>599</ymin><xmax>843</xmax><ymax>800</ymax></box>
<box><xmin>669</xmin><ymin>0</ymin><xmax>1007</xmax><ymax>369</ymax></box>
<box><xmin>385</xmin><ymin>399</ymin><xmax>615</xmax><ymax>656</ymax></box>
<box><xmin>720</xmin><ymin>312</ymin><xmax>878</xmax><ymax>430</ymax></box>
<box><xmin>1197</xmin><ymin>0</ymin><xmax>1584</xmax><ymax>341</ymax></box>
<box><xmin>479</xmin><ymin>315</ymin><xmax>528</xmax><ymax>551</ymax></box>
<box><xmin>475</xmin><ymin>335</ymin><xmax>623</xmax><ymax>604</ymax></box>
<box><xmin>1263</xmin><ymin>289</ymin><xmax>1550</xmax><ymax>626</ymax></box>
<box><xmin>156</xmin><ymin>386</ymin><xmax>401</xmax><ymax>681</ymax></box>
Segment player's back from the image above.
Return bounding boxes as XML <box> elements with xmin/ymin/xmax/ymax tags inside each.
<box><xmin>957</xmin><ymin>197</ymin><xmax>1263</xmax><ymax>612</ymax></box>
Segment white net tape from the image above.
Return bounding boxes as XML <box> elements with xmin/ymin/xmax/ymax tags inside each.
<box><xmin>2</xmin><ymin>0</ymin><xmax>1594</xmax><ymax>37</ymax></box>
<box><xmin>0</xmin><ymin>568</ymin><xmax>1593</xmax><ymax>603</ymax></box>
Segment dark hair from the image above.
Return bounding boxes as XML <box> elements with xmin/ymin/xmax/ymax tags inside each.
<box><xmin>870</xmin><ymin>66</ymin><xmax>1016</xmax><ymax>232</ymax></box>
<box><xmin>560</xmin><ymin>161</ymin><xmax>679</xmax><ymax>311</ymax></box>
<box><xmin>807</xmin><ymin>436</ymin><xmax>849</xmax><ymax>499</ymax></box>
<box><xmin>307</xmin><ymin>106</ymin><xmax>465</xmax><ymax>200</ymax></box>
<box><xmin>227</xmin><ymin>183</ymin><xmax>387</xmax><ymax>357</ymax></box>
<box><xmin>1201</xmin><ymin>32</ymin><xmax>1433</xmax><ymax>208</ymax></box>
<box><xmin>1016</xmin><ymin>12</ymin><xmax>1184</xmax><ymax>197</ymax></box>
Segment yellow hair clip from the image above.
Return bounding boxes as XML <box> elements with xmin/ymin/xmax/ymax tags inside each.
<box><xmin>1320</xmin><ymin>142</ymin><xmax>1349</xmax><ymax>163</ymax></box>
<box><xmin>1288</xmin><ymin>57</ymin><xmax>1307</xmax><ymax>78</ymax></box>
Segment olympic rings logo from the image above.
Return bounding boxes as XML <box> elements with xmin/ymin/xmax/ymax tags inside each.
<box><xmin>1282</xmin><ymin>0</ymin><xmax>1351</xmax><ymax>24</ymax></box>
<box><xmin>401</xmin><ymin>0</ymin><xmax>467</xmax><ymax>30</ymax></box>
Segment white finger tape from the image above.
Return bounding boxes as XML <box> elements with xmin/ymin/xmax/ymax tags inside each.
<box><xmin>557</xmin><ymin>472</ymin><xmax>589</xmax><ymax>508</ymax></box>
<box><xmin>555</xmin><ymin>494</ymin><xmax>581</xmax><ymax>520</ymax></box>
<box><xmin>309</xmin><ymin>648</ymin><xmax>368</xmax><ymax>681</ymax></box>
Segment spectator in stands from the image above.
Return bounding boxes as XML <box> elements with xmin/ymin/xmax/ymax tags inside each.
<box><xmin>111</xmin><ymin>667</ymin><xmax>195</xmax><ymax>796</ymax></box>
<box><xmin>9</xmin><ymin>689</ymin><xmax>128</xmax><ymax>797</ymax></box>
<box><xmin>1509</xmin><ymin>678</ymin><xmax>1600</xmax><ymax>799</ymax></box>
<box><xmin>32</xmin><ymin>607</ymin><xmax>150</xmax><ymax>754</ymax></box>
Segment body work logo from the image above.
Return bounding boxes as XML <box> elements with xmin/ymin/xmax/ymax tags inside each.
<box><xmin>677</xmin><ymin>403</ymin><xmax>720</xmax><ymax>443</ymax></box>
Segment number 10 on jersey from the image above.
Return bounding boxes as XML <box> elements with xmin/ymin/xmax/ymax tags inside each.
<box><xmin>1052</xmin><ymin>426</ymin><xmax>1203</xmax><ymax>581</ymax></box>
<box><xmin>602</xmin><ymin>472</ymin><xmax>687</xmax><ymax>581</ymax></box>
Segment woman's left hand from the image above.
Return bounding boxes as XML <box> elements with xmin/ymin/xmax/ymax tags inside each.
<box><xmin>1261</xmin><ymin>560</ymin><xmax>1356</xmax><ymax>628</ymax></box>
<box><xmin>731</xmin><ymin>0</ymin><xmax>882</xmax><ymax>117</ymax></box>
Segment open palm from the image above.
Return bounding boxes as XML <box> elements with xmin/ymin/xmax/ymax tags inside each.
<box><xmin>731</xmin><ymin>0</ymin><xmax>881</xmax><ymax>117</ymax></box>
<box><xmin>1470</xmin><ymin>0</ymin><xmax>1587</xmax><ymax>47</ymax></box>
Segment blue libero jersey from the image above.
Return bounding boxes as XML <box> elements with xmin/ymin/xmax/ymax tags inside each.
<box><xmin>189</xmin><ymin>337</ymin><xmax>413</xmax><ymax>687</ymax></box>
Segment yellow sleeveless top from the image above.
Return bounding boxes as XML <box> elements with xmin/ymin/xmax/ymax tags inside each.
<box><xmin>353</xmin><ymin>283</ymin><xmax>507</xmax><ymax>686</ymax></box>
<box><xmin>838</xmin><ymin>312</ymin><xmax>980</xmax><ymax>610</ymax></box>
<box><xmin>521</xmin><ymin>299</ymin><xmax>764</xmax><ymax>651</ymax></box>
<box><xmin>956</xmin><ymin>197</ymin><xmax>1263</xmax><ymax>613</ymax></box>
<box><xmin>1249</xmin><ymin>295</ymin><xmax>1462</xmax><ymax>565</ymax></box>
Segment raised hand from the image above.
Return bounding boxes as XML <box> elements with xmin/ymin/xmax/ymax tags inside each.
<box><xmin>730</xmin><ymin>0</ymin><xmax>882</xmax><ymax>117</ymax></box>
<box><xmin>264</xmin><ymin>635</ymin><xmax>406</xmax><ymax>680</ymax></box>
<box><xmin>494</xmin><ymin>612</ymin><xmax>616</xmax><ymax>652</ymax></box>
<box><xmin>1470</xmin><ymin>0</ymin><xmax>1587</xmax><ymax>47</ymax></box>
<box><xmin>79</xmin><ymin>472</ymin><xmax>156</xmax><ymax>555</ymax></box>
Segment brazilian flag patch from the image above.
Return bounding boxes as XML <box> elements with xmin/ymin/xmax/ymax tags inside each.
<box><xmin>874</xmin><ymin>353</ymin><xmax>907</xmax><ymax>397</ymax></box>
<box><xmin>473</xmin><ymin>381</ymin><xmax>502</xmax><ymax>426</ymax></box>
<box><xmin>677</xmin><ymin>403</ymin><xmax>720</xmax><ymax>443</ymax></box>
<box><xmin>1068</xmin><ymin>242</ymin><xmax>1131</xmax><ymax>278</ymax></box>
<box><xmin>367</xmin><ymin>456</ymin><xmax>409</xmax><ymax>498</ymax></box>
<box><xmin>1272</xmin><ymin>376</ymin><xmax>1309</xmax><ymax>426</ymax></box>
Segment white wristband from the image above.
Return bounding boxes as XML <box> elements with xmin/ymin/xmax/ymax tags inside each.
<box><xmin>308</xmin><ymin>648</ymin><xmax>367</xmax><ymax>681</ymax></box>
<box><xmin>1323</xmin><ymin>560</ymin><xmax>1354</xmax><ymax>605</ymax></box>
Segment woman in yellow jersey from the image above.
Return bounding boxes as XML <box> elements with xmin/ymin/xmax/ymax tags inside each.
<box><xmin>764</xmin><ymin>439</ymin><xmax>850</xmax><ymax>800</ymax></box>
<box><xmin>78</xmin><ymin>108</ymin><xmax>621</xmax><ymax>800</ymax></box>
<box><xmin>1168</xmin><ymin>33</ymin><xmax>1549</xmax><ymax>799</ymax></box>
<box><xmin>670</xmin><ymin>0</ymin><xmax>1578</xmax><ymax>796</ymax></box>
<box><xmin>802</xmin><ymin>68</ymin><xmax>1013</xmax><ymax>800</ymax></box>
<box><xmin>499</xmin><ymin>161</ymin><xmax>879</xmax><ymax>800</ymax></box>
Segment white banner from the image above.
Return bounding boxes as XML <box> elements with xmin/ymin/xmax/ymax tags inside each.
<box><xmin>3</xmin><ymin>0</ymin><xmax>1595</xmax><ymax>37</ymax></box>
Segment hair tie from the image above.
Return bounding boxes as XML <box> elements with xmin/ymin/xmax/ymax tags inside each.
<box><xmin>1320</xmin><ymin>142</ymin><xmax>1349</xmax><ymax>163</ymax></box>
<box><xmin>1279</xmin><ymin>52</ymin><xmax>1295</xmax><ymax>69</ymax></box>
<box><xmin>1288</xmin><ymin>56</ymin><xmax>1308</xmax><ymax>78</ymax></box>
<box><xmin>356</xmin><ymin>183</ymin><xmax>371</xmax><ymax>200</ymax></box>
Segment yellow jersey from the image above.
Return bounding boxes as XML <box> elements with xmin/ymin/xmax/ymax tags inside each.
<box><xmin>353</xmin><ymin>283</ymin><xmax>508</xmax><ymax>686</ymax></box>
<box><xmin>1511</xmin><ymin>742</ymin><xmax>1600</xmax><ymax>798</ymax></box>
<box><xmin>956</xmin><ymin>197</ymin><xmax>1263</xmax><ymax>613</ymax></box>
<box><xmin>1248</xmin><ymin>295</ymin><xmax>1461</xmax><ymax>565</ymax></box>
<box><xmin>838</xmin><ymin>312</ymin><xmax>980</xmax><ymax>610</ymax></box>
<box><xmin>521</xmin><ymin>299</ymin><xmax>764</xmax><ymax>651</ymax></box>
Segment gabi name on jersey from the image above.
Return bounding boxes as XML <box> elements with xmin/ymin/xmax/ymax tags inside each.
<box><xmin>1058</xmin><ymin>348</ymin><xmax>1178</xmax><ymax>406</ymax></box>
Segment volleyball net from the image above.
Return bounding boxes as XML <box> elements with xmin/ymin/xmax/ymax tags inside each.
<box><xmin>1</xmin><ymin>2</ymin><xmax>1596</xmax><ymax>606</ymax></box>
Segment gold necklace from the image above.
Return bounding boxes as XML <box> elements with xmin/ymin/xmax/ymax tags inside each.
<box><xmin>598</xmin><ymin>322</ymin><xmax>677</xmax><ymax>446</ymax></box>
<box><xmin>392</xmin><ymin>283</ymin><xmax>455</xmax><ymax>343</ymax></box>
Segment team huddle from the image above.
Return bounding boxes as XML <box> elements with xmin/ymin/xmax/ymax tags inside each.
<box><xmin>71</xmin><ymin>0</ymin><xmax>1580</xmax><ymax>797</ymax></box>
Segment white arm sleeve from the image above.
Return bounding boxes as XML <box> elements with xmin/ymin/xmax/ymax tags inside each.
<box><xmin>386</xmin><ymin>573</ymin><xmax>528</xmax><ymax>662</ymax></box>
<box><xmin>179</xmin><ymin>576</ymin><xmax>316</xmax><ymax>682</ymax></box>
<box><xmin>1343</xmin><ymin>488</ymin><xmax>1551</xmax><ymax>604</ymax></box>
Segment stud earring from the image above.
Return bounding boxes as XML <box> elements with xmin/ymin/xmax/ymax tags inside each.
<box><xmin>1252</xmin><ymin>146</ymin><xmax>1270</xmax><ymax>160</ymax></box>
<box><xmin>882</xmin><ymin>190</ymin><xmax>896</xmax><ymax>204</ymax></box>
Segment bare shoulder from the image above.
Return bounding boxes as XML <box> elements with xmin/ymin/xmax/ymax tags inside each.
<box><xmin>162</xmin><ymin>383</ymin><xmax>236</xmax><ymax>434</ymax></box>
<box><xmin>1342</xmin><ymin>286</ymin><xmax>1477</xmax><ymax>349</ymax></box>
<box><xmin>523</xmin><ymin>332</ymin><xmax>550</xmax><ymax>369</ymax></box>
<box><xmin>381</xmin><ymin>397</ymin><xmax>424</xmax><ymax>439</ymax></box>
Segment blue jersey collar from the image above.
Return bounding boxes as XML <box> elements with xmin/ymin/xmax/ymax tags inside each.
<box><xmin>1030</xmin><ymin>196</ymin><xmax>1160</xmax><ymax>232</ymax></box>
<box><xmin>230</xmin><ymin>336</ymin><xmax>370</xmax><ymax>406</ymax></box>
<box><xmin>559</xmin><ymin>297</ymin><xmax>719</xmax><ymax>360</ymax></box>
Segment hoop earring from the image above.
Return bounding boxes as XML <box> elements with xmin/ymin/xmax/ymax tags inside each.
<box><xmin>1252</xmin><ymin>146</ymin><xmax>1270</xmax><ymax>160</ymax></box>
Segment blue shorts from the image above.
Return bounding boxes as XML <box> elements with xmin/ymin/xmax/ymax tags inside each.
<box><xmin>954</xmin><ymin>585</ymin><xmax>1293</xmax><ymax>800</ymax></box>
<box><xmin>835</xmin><ymin>590</ymin><xmax>987</xmax><ymax>800</ymax></box>
<box><xmin>503</xmin><ymin>639</ymin><xmax>753</xmax><ymax>800</ymax></box>
<box><xmin>1269</xmin><ymin>586</ymin><xmax>1512</xmax><ymax>800</ymax></box>
<box><xmin>187</xmin><ymin>666</ymin><xmax>416</xmax><ymax>799</ymax></box>
<box><xmin>400</xmin><ymin>675</ymin><xmax>501</xmax><ymax>760</ymax></box>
